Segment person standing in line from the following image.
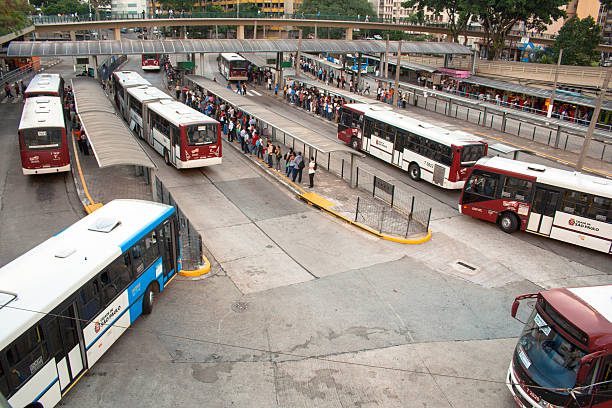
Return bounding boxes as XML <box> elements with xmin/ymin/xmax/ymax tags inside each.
<box><xmin>308</xmin><ymin>157</ymin><xmax>316</xmax><ymax>188</ymax></box>
<box><xmin>228</xmin><ymin>119</ymin><xmax>234</xmax><ymax>142</ymax></box>
<box><xmin>175</xmin><ymin>84</ymin><xmax>180</xmax><ymax>99</ymax></box>
<box><xmin>239</xmin><ymin>126</ymin><xmax>246</xmax><ymax>152</ymax></box>
<box><xmin>285</xmin><ymin>149</ymin><xmax>295</xmax><ymax>177</ymax></box>
<box><xmin>267</xmin><ymin>141</ymin><xmax>274</xmax><ymax>167</ymax></box>
<box><xmin>292</xmin><ymin>151</ymin><xmax>304</xmax><ymax>183</ymax></box>
<box><xmin>13</xmin><ymin>82</ymin><xmax>20</xmax><ymax>97</ymax></box>
<box><xmin>4</xmin><ymin>82</ymin><xmax>12</xmax><ymax>99</ymax></box>
<box><xmin>275</xmin><ymin>146</ymin><xmax>282</xmax><ymax>171</ymax></box>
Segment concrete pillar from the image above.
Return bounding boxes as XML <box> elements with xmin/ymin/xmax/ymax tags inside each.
<box><xmin>92</xmin><ymin>55</ymin><xmax>98</xmax><ymax>79</ymax></box>
<box><xmin>70</xmin><ymin>31</ymin><xmax>77</xmax><ymax>41</ymax></box>
<box><xmin>471</xmin><ymin>51</ymin><xmax>477</xmax><ymax>74</ymax></box>
<box><xmin>215</xmin><ymin>25</ymin><xmax>218</xmax><ymax>39</ymax></box>
<box><xmin>195</xmin><ymin>53</ymin><xmax>205</xmax><ymax>76</ymax></box>
<box><xmin>254</xmin><ymin>21</ymin><xmax>257</xmax><ymax>39</ymax></box>
<box><xmin>394</xmin><ymin>40</ymin><xmax>402</xmax><ymax>105</ymax></box>
<box><xmin>345</xmin><ymin>27</ymin><xmax>352</xmax><ymax>40</ymax></box>
<box><xmin>384</xmin><ymin>34</ymin><xmax>389</xmax><ymax>78</ymax></box>
<box><xmin>275</xmin><ymin>52</ymin><xmax>284</xmax><ymax>86</ymax></box>
<box><xmin>237</xmin><ymin>25</ymin><xmax>245</xmax><ymax>39</ymax></box>
<box><xmin>295</xmin><ymin>30</ymin><xmax>302</xmax><ymax>78</ymax></box>
<box><xmin>113</xmin><ymin>28</ymin><xmax>121</xmax><ymax>40</ymax></box>
<box><xmin>263</xmin><ymin>25</ymin><xmax>266</xmax><ymax>38</ymax></box>
<box><xmin>314</xmin><ymin>24</ymin><xmax>317</xmax><ymax>39</ymax></box>
<box><xmin>357</xmin><ymin>52</ymin><xmax>362</xmax><ymax>90</ymax></box>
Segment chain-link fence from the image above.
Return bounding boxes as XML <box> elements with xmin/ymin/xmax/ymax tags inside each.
<box><xmin>153</xmin><ymin>174</ymin><xmax>203</xmax><ymax>271</ymax></box>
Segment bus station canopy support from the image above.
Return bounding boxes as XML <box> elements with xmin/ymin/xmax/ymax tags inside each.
<box><xmin>71</xmin><ymin>78</ymin><xmax>155</xmax><ymax>168</ymax></box>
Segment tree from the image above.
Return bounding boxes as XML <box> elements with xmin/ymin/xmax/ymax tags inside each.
<box><xmin>551</xmin><ymin>16</ymin><xmax>602</xmax><ymax>66</ymax></box>
<box><xmin>401</xmin><ymin>0</ymin><xmax>473</xmax><ymax>44</ymax></box>
<box><xmin>42</xmin><ymin>0</ymin><xmax>88</xmax><ymax>16</ymax></box>
<box><xmin>0</xmin><ymin>0</ymin><xmax>33</xmax><ymax>36</ymax></box>
<box><xmin>298</xmin><ymin>0</ymin><xmax>375</xmax><ymax>39</ymax></box>
<box><xmin>158</xmin><ymin>0</ymin><xmax>194</xmax><ymax>12</ymax></box>
<box><xmin>471</xmin><ymin>0</ymin><xmax>569</xmax><ymax>60</ymax></box>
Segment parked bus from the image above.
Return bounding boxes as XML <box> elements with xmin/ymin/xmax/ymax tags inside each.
<box><xmin>339</xmin><ymin>103</ymin><xmax>488</xmax><ymax>189</ymax></box>
<box><xmin>18</xmin><ymin>97</ymin><xmax>70</xmax><ymax>175</ymax></box>
<box><xmin>459</xmin><ymin>157</ymin><xmax>612</xmax><ymax>253</ymax></box>
<box><xmin>111</xmin><ymin>71</ymin><xmax>151</xmax><ymax>118</ymax></box>
<box><xmin>141</xmin><ymin>54</ymin><xmax>161</xmax><ymax>71</ymax></box>
<box><xmin>218</xmin><ymin>53</ymin><xmax>248</xmax><ymax>81</ymax></box>
<box><xmin>125</xmin><ymin>85</ymin><xmax>172</xmax><ymax>139</ymax></box>
<box><xmin>23</xmin><ymin>74</ymin><xmax>64</xmax><ymax>99</ymax></box>
<box><xmin>508</xmin><ymin>285</ymin><xmax>612</xmax><ymax>408</ymax></box>
<box><xmin>145</xmin><ymin>99</ymin><xmax>222</xmax><ymax>168</ymax></box>
<box><xmin>0</xmin><ymin>199</ymin><xmax>180</xmax><ymax>408</ymax></box>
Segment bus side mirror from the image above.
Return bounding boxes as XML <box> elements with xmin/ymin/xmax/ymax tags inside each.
<box><xmin>576</xmin><ymin>351</ymin><xmax>606</xmax><ymax>386</ymax></box>
<box><xmin>511</xmin><ymin>300</ymin><xmax>520</xmax><ymax>318</ymax></box>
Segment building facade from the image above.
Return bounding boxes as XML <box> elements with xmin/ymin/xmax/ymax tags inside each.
<box><xmin>112</xmin><ymin>0</ymin><xmax>147</xmax><ymax>16</ymax></box>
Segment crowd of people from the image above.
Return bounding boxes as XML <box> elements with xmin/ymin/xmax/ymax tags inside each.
<box><xmin>3</xmin><ymin>81</ymin><xmax>25</xmax><ymax>100</ymax></box>
<box><xmin>63</xmin><ymin>85</ymin><xmax>92</xmax><ymax>156</ymax></box>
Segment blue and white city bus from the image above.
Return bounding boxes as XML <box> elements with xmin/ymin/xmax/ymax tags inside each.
<box><xmin>0</xmin><ymin>199</ymin><xmax>180</xmax><ymax>408</ymax></box>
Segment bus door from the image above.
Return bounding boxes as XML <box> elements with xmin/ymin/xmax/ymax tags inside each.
<box><xmin>394</xmin><ymin>130</ymin><xmax>408</xmax><ymax>167</ymax></box>
<box><xmin>527</xmin><ymin>187</ymin><xmax>561</xmax><ymax>235</ymax></box>
<box><xmin>53</xmin><ymin>303</ymin><xmax>86</xmax><ymax>392</ymax></box>
<box><xmin>160</xmin><ymin>219</ymin><xmax>178</xmax><ymax>279</ymax></box>
<box><xmin>170</xmin><ymin>125</ymin><xmax>179</xmax><ymax>166</ymax></box>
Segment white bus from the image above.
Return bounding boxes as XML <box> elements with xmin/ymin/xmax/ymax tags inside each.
<box><xmin>339</xmin><ymin>103</ymin><xmax>488</xmax><ymax>189</ymax></box>
<box><xmin>18</xmin><ymin>97</ymin><xmax>70</xmax><ymax>175</ymax></box>
<box><xmin>218</xmin><ymin>53</ymin><xmax>248</xmax><ymax>81</ymax></box>
<box><xmin>0</xmin><ymin>200</ymin><xmax>180</xmax><ymax>408</ymax></box>
<box><xmin>145</xmin><ymin>99</ymin><xmax>222</xmax><ymax>168</ymax></box>
<box><xmin>460</xmin><ymin>157</ymin><xmax>612</xmax><ymax>253</ymax></box>
<box><xmin>23</xmin><ymin>74</ymin><xmax>64</xmax><ymax>99</ymax></box>
<box><xmin>125</xmin><ymin>85</ymin><xmax>172</xmax><ymax>139</ymax></box>
<box><xmin>111</xmin><ymin>71</ymin><xmax>151</xmax><ymax>118</ymax></box>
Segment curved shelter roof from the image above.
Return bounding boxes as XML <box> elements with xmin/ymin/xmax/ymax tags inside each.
<box><xmin>71</xmin><ymin>78</ymin><xmax>155</xmax><ymax>168</ymax></box>
<box><xmin>8</xmin><ymin>39</ymin><xmax>473</xmax><ymax>57</ymax></box>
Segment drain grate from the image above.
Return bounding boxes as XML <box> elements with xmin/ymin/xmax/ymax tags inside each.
<box><xmin>451</xmin><ymin>260</ymin><xmax>481</xmax><ymax>276</ymax></box>
<box><xmin>231</xmin><ymin>301</ymin><xmax>249</xmax><ymax>313</ymax></box>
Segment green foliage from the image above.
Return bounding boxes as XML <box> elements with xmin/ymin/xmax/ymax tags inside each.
<box><xmin>0</xmin><ymin>0</ymin><xmax>33</xmax><ymax>35</ymax></box>
<box><xmin>534</xmin><ymin>48</ymin><xmax>554</xmax><ymax>64</ymax></box>
<box><xmin>401</xmin><ymin>0</ymin><xmax>472</xmax><ymax>43</ymax></box>
<box><xmin>551</xmin><ymin>16</ymin><xmax>602</xmax><ymax>66</ymax></box>
<box><xmin>41</xmin><ymin>0</ymin><xmax>88</xmax><ymax>16</ymax></box>
<box><xmin>158</xmin><ymin>0</ymin><xmax>195</xmax><ymax>12</ymax></box>
<box><xmin>299</xmin><ymin>0</ymin><xmax>375</xmax><ymax>19</ymax></box>
<box><xmin>470</xmin><ymin>0</ymin><xmax>569</xmax><ymax>60</ymax></box>
<box><xmin>204</xmin><ymin>4</ymin><xmax>224</xmax><ymax>12</ymax></box>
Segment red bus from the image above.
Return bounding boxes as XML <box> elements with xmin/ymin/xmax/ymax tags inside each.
<box><xmin>23</xmin><ymin>73</ymin><xmax>64</xmax><ymax>99</ymax></box>
<box><xmin>339</xmin><ymin>103</ymin><xmax>488</xmax><ymax>189</ymax></box>
<box><xmin>18</xmin><ymin>97</ymin><xmax>70</xmax><ymax>175</ymax></box>
<box><xmin>459</xmin><ymin>157</ymin><xmax>612</xmax><ymax>253</ymax></box>
<box><xmin>218</xmin><ymin>53</ymin><xmax>248</xmax><ymax>81</ymax></box>
<box><xmin>142</xmin><ymin>54</ymin><xmax>161</xmax><ymax>71</ymax></box>
<box><xmin>144</xmin><ymin>99</ymin><xmax>222</xmax><ymax>168</ymax></box>
<box><xmin>509</xmin><ymin>285</ymin><xmax>612</xmax><ymax>408</ymax></box>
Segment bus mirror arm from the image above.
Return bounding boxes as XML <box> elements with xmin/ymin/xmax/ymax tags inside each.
<box><xmin>576</xmin><ymin>350</ymin><xmax>607</xmax><ymax>386</ymax></box>
<box><xmin>511</xmin><ymin>293</ymin><xmax>538</xmax><ymax>322</ymax></box>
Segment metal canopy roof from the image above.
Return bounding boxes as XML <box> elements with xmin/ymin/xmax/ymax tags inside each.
<box><xmin>459</xmin><ymin>75</ymin><xmax>612</xmax><ymax>110</ymax></box>
<box><xmin>71</xmin><ymin>78</ymin><xmax>155</xmax><ymax>168</ymax></box>
<box><xmin>185</xmin><ymin>75</ymin><xmax>357</xmax><ymax>154</ymax></box>
<box><xmin>7</xmin><ymin>39</ymin><xmax>473</xmax><ymax>57</ymax></box>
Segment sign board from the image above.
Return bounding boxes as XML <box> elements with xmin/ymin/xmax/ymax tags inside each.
<box><xmin>374</xmin><ymin>176</ymin><xmax>394</xmax><ymax>195</ymax></box>
<box><xmin>281</xmin><ymin>61</ymin><xmax>292</xmax><ymax>68</ymax></box>
<box><xmin>178</xmin><ymin>61</ymin><xmax>194</xmax><ymax>69</ymax></box>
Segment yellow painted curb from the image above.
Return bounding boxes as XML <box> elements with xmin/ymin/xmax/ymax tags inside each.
<box><xmin>178</xmin><ymin>252</ymin><xmax>211</xmax><ymax>277</ymax></box>
<box><xmin>71</xmin><ymin>130</ymin><xmax>103</xmax><ymax>213</ymax></box>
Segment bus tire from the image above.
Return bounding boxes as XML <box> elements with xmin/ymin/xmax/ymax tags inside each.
<box><xmin>164</xmin><ymin>149</ymin><xmax>170</xmax><ymax>165</ymax></box>
<box><xmin>351</xmin><ymin>137</ymin><xmax>359</xmax><ymax>150</ymax></box>
<box><xmin>408</xmin><ymin>163</ymin><xmax>421</xmax><ymax>181</ymax></box>
<box><xmin>499</xmin><ymin>212</ymin><xmax>519</xmax><ymax>234</ymax></box>
<box><xmin>142</xmin><ymin>284</ymin><xmax>155</xmax><ymax>315</ymax></box>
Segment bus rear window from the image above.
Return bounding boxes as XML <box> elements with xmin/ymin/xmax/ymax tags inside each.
<box><xmin>231</xmin><ymin>60</ymin><xmax>248</xmax><ymax>70</ymax></box>
<box><xmin>20</xmin><ymin>128</ymin><xmax>62</xmax><ymax>149</ymax></box>
<box><xmin>186</xmin><ymin>125</ymin><xmax>217</xmax><ymax>146</ymax></box>
<box><xmin>461</xmin><ymin>144</ymin><xmax>486</xmax><ymax>166</ymax></box>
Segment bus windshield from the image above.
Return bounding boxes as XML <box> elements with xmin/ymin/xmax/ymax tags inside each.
<box><xmin>460</xmin><ymin>144</ymin><xmax>486</xmax><ymax>167</ymax></box>
<box><xmin>186</xmin><ymin>125</ymin><xmax>217</xmax><ymax>146</ymax></box>
<box><xmin>516</xmin><ymin>308</ymin><xmax>586</xmax><ymax>392</ymax></box>
<box><xmin>143</xmin><ymin>54</ymin><xmax>157</xmax><ymax>62</ymax></box>
<box><xmin>21</xmin><ymin>128</ymin><xmax>62</xmax><ymax>149</ymax></box>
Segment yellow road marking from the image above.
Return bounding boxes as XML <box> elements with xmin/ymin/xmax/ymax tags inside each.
<box><xmin>71</xmin><ymin>130</ymin><xmax>102</xmax><ymax>213</ymax></box>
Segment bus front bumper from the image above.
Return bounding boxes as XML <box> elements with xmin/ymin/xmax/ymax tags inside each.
<box><xmin>23</xmin><ymin>164</ymin><xmax>71</xmax><ymax>175</ymax></box>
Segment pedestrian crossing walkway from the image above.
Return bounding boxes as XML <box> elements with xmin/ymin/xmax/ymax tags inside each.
<box><xmin>246</xmin><ymin>89</ymin><xmax>262</xmax><ymax>96</ymax></box>
<box><xmin>0</xmin><ymin>95</ymin><xmax>23</xmax><ymax>104</ymax></box>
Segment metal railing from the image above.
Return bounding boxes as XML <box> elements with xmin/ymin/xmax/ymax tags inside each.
<box><xmin>97</xmin><ymin>54</ymin><xmax>126</xmax><ymax>81</ymax></box>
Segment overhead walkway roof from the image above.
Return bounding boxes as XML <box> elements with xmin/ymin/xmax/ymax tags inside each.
<box><xmin>8</xmin><ymin>39</ymin><xmax>473</xmax><ymax>57</ymax></box>
<box><xmin>459</xmin><ymin>75</ymin><xmax>612</xmax><ymax>111</ymax></box>
<box><xmin>71</xmin><ymin>78</ymin><xmax>155</xmax><ymax>168</ymax></box>
<box><xmin>185</xmin><ymin>75</ymin><xmax>356</xmax><ymax>154</ymax></box>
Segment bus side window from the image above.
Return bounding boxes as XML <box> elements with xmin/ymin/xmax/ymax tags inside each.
<box><xmin>107</xmin><ymin>253</ymin><xmax>132</xmax><ymax>294</ymax></box>
<box><xmin>5</xmin><ymin>326</ymin><xmax>49</xmax><ymax>391</ymax></box>
<box><xmin>562</xmin><ymin>191</ymin><xmax>590</xmax><ymax>217</ymax></box>
<box><xmin>501</xmin><ymin>177</ymin><xmax>532</xmax><ymax>202</ymax></box>
<box><xmin>341</xmin><ymin>110</ymin><xmax>352</xmax><ymax>127</ymax></box>
<box><xmin>587</xmin><ymin>196</ymin><xmax>611</xmax><ymax>223</ymax></box>
<box><xmin>143</xmin><ymin>230</ymin><xmax>160</xmax><ymax>268</ymax></box>
<box><xmin>463</xmin><ymin>172</ymin><xmax>499</xmax><ymax>202</ymax></box>
<box><xmin>99</xmin><ymin>270</ymin><xmax>118</xmax><ymax>304</ymax></box>
<box><xmin>131</xmin><ymin>240</ymin><xmax>146</xmax><ymax>276</ymax></box>
<box><xmin>0</xmin><ymin>359</ymin><xmax>10</xmax><ymax>398</ymax></box>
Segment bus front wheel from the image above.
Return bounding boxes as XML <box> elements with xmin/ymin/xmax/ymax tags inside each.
<box><xmin>164</xmin><ymin>149</ymin><xmax>170</xmax><ymax>166</ymax></box>
<box><xmin>408</xmin><ymin>163</ymin><xmax>421</xmax><ymax>181</ymax></box>
<box><xmin>499</xmin><ymin>212</ymin><xmax>519</xmax><ymax>234</ymax></box>
<box><xmin>142</xmin><ymin>284</ymin><xmax>155</xmax><ymax>314</ymax></box>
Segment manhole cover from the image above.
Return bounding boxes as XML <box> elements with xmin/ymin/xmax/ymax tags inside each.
<box><xmin>231</xmin><ymin>302</ymin><xmax>249</xmax><ymax>313</ymax></box>
<box><xmin>451</xmin><ymin>260</ymin><xmax>481</xmax><ymax>276</ymax></box>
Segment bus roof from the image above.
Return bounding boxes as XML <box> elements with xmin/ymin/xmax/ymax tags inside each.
<box><xmin>542</xmin><ymin>286</ymin><xmax>612</xmax><ymax>351</ymax></box>
<box><xmin>0</xmin><ymin>199</ymin><xmax>175</xmax><ymax>350</ymax></box>
<box><xmin>18</xmin><ymin>97</ymin><xmax>65</xmax><ymax>130</ymax></box>
<box><xmin>475</xmin><ymin>156</ymin><xmax>612</xmax><ymax>197</ymax></box>
<box><xmin>113</xmin><ymin>71</ymin><xmax>151</xmax><ymax>87</ymax></box>
<box><xmin>344</xmin><ymin>103</ymin><xmax>484</xmax><ymax>147</ymax></box>
<box><xmin>220</xmin><ymin>52</ymin><xmax>246</xmax><ymax>61</ymax></box>
<box><xmin>146</xmin><ymin>99</ymin><xmax>218</xmax><ymax>127</ymax></box>
<box><xmin>127</xmin><ymin>85</ymin><xmax>172</xmax><ymax>103</ymax></box>
<box><xmin>24</xmin><ymin>73</ymin><xmax>62</xmax><ymax>96</ymax></box>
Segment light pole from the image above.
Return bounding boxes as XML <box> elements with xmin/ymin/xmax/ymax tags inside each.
<box><xmin>236</xmin><ymin>0</ymin><xmax>240</xmax><ymax>17</ymax></box>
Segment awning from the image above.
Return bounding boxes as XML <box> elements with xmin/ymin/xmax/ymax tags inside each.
<box><xmin>458</xmin><ymin>75</ymin><xmax>612</xmax><ymax>111</ymax></box>
<box><xmin>7</xmin><ymin>39</ymin><xmax>473</xmax><ymax>57</ymax></box>
<box><xmin>71</xmin><ymin>78</ymin><xmax>155</xmax><ymax>168</ymax></box>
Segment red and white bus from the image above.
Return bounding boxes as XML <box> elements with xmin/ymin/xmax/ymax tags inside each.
<box><xmin>144</xmin><ymin>99</ymin><xmax>221</xmax><ymax>168</ymax></box>
<box><xmin>218</xmin><ymin>53</ymin><xmax>248</xmax><ymax>81</ymax></box>
<box><xmin>459</xmin><ymin>157</ymin><xmax>612</xmax><ymax>253</ymax></box>
<box><xmin>141</xmin><ymin>54</ymin><xmax>161</xmax><ymax>71</ymax></box>
<box><xmin>339</xmin><ymin>103</ymin><xmax>488</xmax><ymax>189</ymax></box>
<box><xmin>23</xmin><ymin>73</ymin><xmax>64</xmax><ymax>99</ymax></box>
<box><xmin>508</xmin><ymin>285</ymin><xmax>612</xmax><ymax>408</ymax></box>
<box><xmin>111</xmin><ymin>71</ymin><xmax>151</xmax><ymax>118</ymax></box>
<box><xmin>18</xmin><ymin>97</ymin><xmax>70</xmax><ymax>175</ymax></box>
<box><xmin>125</xmin><ymin>85</ymin><xmax>172</xmax><ymax>139</ymax></box>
